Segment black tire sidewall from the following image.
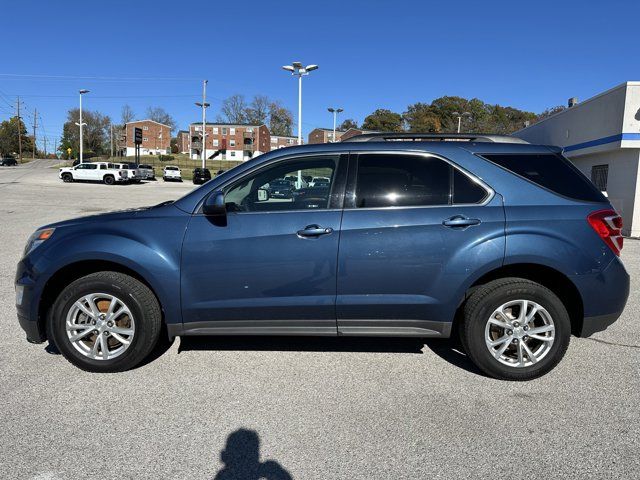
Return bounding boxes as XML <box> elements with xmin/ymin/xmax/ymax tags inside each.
<box><xmin>104</xmin><ymin>175</ymin><xmax>115</xmax><ymax>185</ymax></box>
<box><xmin>463</xmin><ymin>281</ymin><xmax>571</xmax><ymax>380</ymax></box>
<box><xmin>48</xmin><ymin>274</ymin><xmax>159</xmax><ymax>372</ymax></box>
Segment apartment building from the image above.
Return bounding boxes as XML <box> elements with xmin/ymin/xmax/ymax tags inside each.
<box><xmin>270</xmin><ymin>135</ymin><xmax>301</xmax><ymax>149</ymax></box>
<box><xmin>190</xmin><ymin>123</ymin><xmax>270</xmax><ymax>161</ymax></box>
<box><xmin>308</xmin><ymin>127</ymin><xmax>345</xmax><ymax>144</ymax></box>
<box><xmin>176</xmin><ymin>130</ymin><xmax>190</xmax><ymax>154</ymax></box>
<box><xmin>340</xmin><ymin>128</ymin><xmax>378</xmax><ymax>141</ymax></box>
<box><xmin>122</xmin><ymin>120</ymin><xmax>171</xmax><ymax>156</ymax></box>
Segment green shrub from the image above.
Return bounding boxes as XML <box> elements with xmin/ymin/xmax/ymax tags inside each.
<box><xmin>158</xmin><ymin>155</ymin><xmax>174</xmax><ymax>162</ymax></box>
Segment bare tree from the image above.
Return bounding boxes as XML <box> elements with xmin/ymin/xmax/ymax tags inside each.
<box><xmin>269</xmin><ymin>101</ymin><xmax>294</xmax><ymax>136</ymax></box>
<box><xmin>121</xmin><ymin>104</ymin><xmax>135</xmax><ymax>124</ymax></box>
<box><xmin>219</xmin><ymin>94</ymin><xmax>248</xmax><ymax>124</ymax></box>
<box><xmin>246</xmin><ymin>95</ymin><xmax>270</xmax><ymax>125</ymax></box>
<box><xmin>146</xmin><ymin>106</ymin><xmax>177</xmax><ymax>133</ymax></box>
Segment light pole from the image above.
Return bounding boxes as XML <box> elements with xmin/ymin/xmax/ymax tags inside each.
<box><xmin>327</xmin><ymin>107</ymin><xmax>343</xmax><ymax>142</ymax></box>
<box><xmin>195</xmin><ymin>80</ymin><xmax>209</xmax><ymax>169</ymax></box>
<box><xmin>452</xmin><ymin>111</ymin><xmax>471</xmax><ymax>133</ymax></box>
<box><xmin>282</xmin><ymin>62</ymin><xmax>318</xmax><ymax>188</ymax></box>
<box><xmin>76</xmin><ymin>89</ymin><xmax>89</xmax><ymax>163</ymax></box>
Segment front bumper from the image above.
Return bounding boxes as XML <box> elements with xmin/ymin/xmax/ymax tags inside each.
<box><xmin>15</xmin><ymin>257</ymin><xmax>46</xmax><ymax>343</ymax></box>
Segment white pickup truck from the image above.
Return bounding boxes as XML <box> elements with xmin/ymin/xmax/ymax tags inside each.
<box><xmin>113</xmin><ymin>163</ymin><xmax>143</xmax><ymax>183</ymax></box>
<box><xmin>59</xmin><ymin>162</ymin><xmax>128</xmax><ymax>185</ymax></box>
<box><xmin>163</xmin><ymin>165</ymin><xmax>182</xmax><ymax>182</ymax></box>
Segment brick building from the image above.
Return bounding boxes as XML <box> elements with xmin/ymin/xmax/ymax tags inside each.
<box><xmin>121</xmin><ymin>120</ymin><xmax>171</xmax><ymax>156</ymax></box>
<box><xmin>270</xmin><ymin>135</ymin><xmax>301</xmax><ymax>150</ymax></box>
<box><xmin>308</xmin><ymin>127</ymin><xmax>345</xmax><ymax>144</ymax></box>
<box><xmin>176</xmin><ymin>130</ymin><xmax>190</xmax><ymax>154</ymax></box>
<box><xmin>189</xmin><ymin>123</ymin><xmax>270</xmax><ymax>161</ymax></box>
<box><xmin>340</xmin><ymin>128</ymin><xmax>378</xmax><ymax>141</ymax></box>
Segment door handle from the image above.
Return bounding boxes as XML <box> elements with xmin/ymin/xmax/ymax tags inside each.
<box><xmin>442</xmin><ymin>215</ymin><xmax>481</xmax><ymax>228</ymax></box>
<box><xmin>297</xmin><ymin>225</ymin><xmax>333</xmax><ymax>237</ymax></box>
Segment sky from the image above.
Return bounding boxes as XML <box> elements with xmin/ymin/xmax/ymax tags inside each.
<box><xmin>1</xmin><ymin>0</ymin><xmax>639</xmax><ymax>152</ymax></box>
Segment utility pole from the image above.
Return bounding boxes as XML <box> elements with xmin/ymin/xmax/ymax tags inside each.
<box><xmin>16</xmin><ymin>97</ymin><xmax>22</xmax><ymax>163</ymax></box>
<box><xmin>195</xmin><ymin>79</ymin><xmax>209</xmax><ymax>169</ymax></box>
<box><xmin>110</xmin><ymin>123</ymin><xmax>113</xmax><ymax>158</ymax></box>
<box><xmin>77</xmin><ymin>90</ymin><xmax>89</xmax><ymax>163</ymax></box>
<box><xmin>33</xmin><ymin>108</ymin><xmax>37</xmax><ymax>160</ymax></box>
<box><xmin>44</xmin><ymin>137</ymin><xmax>47</xmax><ymax>157</ymax></box>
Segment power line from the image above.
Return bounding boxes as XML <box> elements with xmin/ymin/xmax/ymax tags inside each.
<box><xmin>0</xmin><ymin>73</ymin><xmax>200</xmax><ymax>81</ymax></box>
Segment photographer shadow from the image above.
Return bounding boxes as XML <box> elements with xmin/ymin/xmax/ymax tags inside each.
<box><xmin>214</xmin><ymin>428</ymin><xmax>292</xmax><ymax>480</ymax></box>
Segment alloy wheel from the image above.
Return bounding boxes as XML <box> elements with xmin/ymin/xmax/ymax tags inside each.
<box><xmin>484</xmin><ymin>299</ymin><xmax>555</xmax><ymax>368</ymax></box>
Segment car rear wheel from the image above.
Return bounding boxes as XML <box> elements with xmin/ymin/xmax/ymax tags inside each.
<box><xmin>103</xmin><ymin>175</ymin><xmax>115</xmax><ymax>185</ymax></box>
<box><xmin>460</xmin><ymin>278</ymin><xmax>570</xmax><ymax>381</ymax></box>
<box><xmin>47</xmin><ymin>271</ymin><xmax>162</xmax><ymax>372</ymax></box>
<box><xmin>62</xmin><ymin>173</ymin><xmax>73</xmax><ymax>182</ymax></box>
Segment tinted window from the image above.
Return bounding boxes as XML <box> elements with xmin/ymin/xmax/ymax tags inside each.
<box><xmin>224</xmin><ymin>155</ymin><xmax>338</xmax><ymax>212</ymax></box>
<box><xmin>139</xmin><ymin>164</ymin><xmax>152</xmax><ymax>169</ymax></box>
<box><xmin>355</xmin><ymin>154</ymin><xmax>451</xmax><ymax>208</ymax></box>
<box><xmin>591</xmin><ymin>164</ymin><xmax>608</xmax><ymax>191</ymax></box>
<box><xmin>482</xmin><ymin>153</ymin><xmax>605</xmax><ymax>202</ymax></box>
<box><xmin>453</xmin><ymin>169</ymin><xmax>489</xmax><ymax>204</ymax></box>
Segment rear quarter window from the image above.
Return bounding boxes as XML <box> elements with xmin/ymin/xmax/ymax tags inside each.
<box><xmin>481</xmin><ymin>153</ymin><xmax>606</xmax><ymax>203</ymax></box>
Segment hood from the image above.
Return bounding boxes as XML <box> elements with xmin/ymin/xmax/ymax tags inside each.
<box><xmin>41</xmin><ymin>201</ymin><xmax>182</xmax><ymax>229</ymax></box>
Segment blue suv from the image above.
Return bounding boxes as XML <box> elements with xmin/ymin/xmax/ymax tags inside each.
<box><xmin>15</xmin><ymin>133</ymin><xmax>630</xmax><ymax>380</ymax></box>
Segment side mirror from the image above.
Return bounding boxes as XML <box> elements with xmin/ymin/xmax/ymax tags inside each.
<box><xmin>202</xmin><ymin>190</ymin><xmax>227</xmax><ymax>226</ymax></box>
<box><xmin>257</xmin><ymin>188</ymin><xmax>269</xmax><ymax>201</ymax></box>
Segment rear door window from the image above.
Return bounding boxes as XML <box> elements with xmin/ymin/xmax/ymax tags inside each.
<box><xmin>481</xmin><ymin>153</ymin><xmax>605</xmax><ymax>202</ymax></box>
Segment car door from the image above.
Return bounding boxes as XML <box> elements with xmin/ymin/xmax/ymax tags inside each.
<box><xmin>336</xmin><ymin>151</ymin><xmax>505</xmax><ymax>337</ymax></box>
<box><xmin>73</xmin><ymin>164</ymin><xmax>92</xmax><ymax>180</ymax></box>
<box><xmin>180</xmin><ymin>153</ymin><xmax>348</xmax><ymax>335</ymax></box>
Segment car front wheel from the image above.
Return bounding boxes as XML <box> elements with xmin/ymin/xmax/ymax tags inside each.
<box><xmin>47</xmin><ymin>271</ymin><xmax>162</xmax><ymax>372</ymax></box>
<box><xmin>460</xmin><ymin>278</ymin><xmax>571</xmax><ymax>381</ymax></box>
<box><xmin>62</xmin><ymin>173</ymin><xmax>73</xmax><ymax>182</ymax></box>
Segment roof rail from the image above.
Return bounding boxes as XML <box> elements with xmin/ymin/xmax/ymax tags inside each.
<box><xmin>341</xmin><ymin>132</ymin><xmax>529</xmax><ymax>144</ymax></box>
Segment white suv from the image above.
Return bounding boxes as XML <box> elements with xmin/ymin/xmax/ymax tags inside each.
<box><xmin>59</xmin><ymin>162</ymin><xmax>128</xmax><ymax>185</ymax></box>
<box><xmin>163</xmin><ymin>165</ymin><xmax>182</xmax><ymax>182</ymax></box>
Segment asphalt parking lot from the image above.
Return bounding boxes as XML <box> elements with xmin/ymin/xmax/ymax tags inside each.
<box><xmin>1</xmin><ymin>160</ymin><xmax>638</xmax><ymax>479</ymax></box>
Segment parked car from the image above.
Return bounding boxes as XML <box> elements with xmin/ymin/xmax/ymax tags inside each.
<box><xmin>284</xmin><ymin>175</ymin><xmax>307</xmax><ymax>189</ymax></box>
<box><xmin>291</xmin><ymin>184</ymin><xmax>331</xmax><ymax>209</ymax></box>
<box><xmin>58</xmin><ymin>162</ymin><xmax>128</xmax><ymax>185</ymax></box>
<box><xmin>309</xmin><ymin>176</ymin><xmax>330</xmax><ymax>187</ymax></box>
<box><xmin>192</xmin><ymin>168</ymin><xmax>212</xmax><ymax>185</ymax></box>
<box><xmin>113</xmin><ymin>163</ymin><xmax>142</xmax><ymax>183</ymax></box>
<box><xmin>137</xmin><ymin>164</ymin><xmax>156</xmax><ymax>181</ymax></box>
<box><xmin>163</xmin><ymin>165</ymin><xmax>182</xmax><ymax>182</ymax></box>
<box><xmin>0</xmin><ymin>155</ymin><xmax>18</xmax><ymax>166</ymax></box>
<box><xmin>267</xmin><ymin>178</ymin><xmax>295</xmax><ymax>199</ymax></box>
<box><xmin>17</xmin><ymin>133</ymin><xmax>629</xmax><ymax>379</ymax></box>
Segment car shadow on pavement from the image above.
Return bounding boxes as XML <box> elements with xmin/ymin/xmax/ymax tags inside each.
<box><xmin>179</xmin><ymin>335</ymin><xmax>425</xmax><ymax>354</ymax></box>
<box><xmin>213</xmin><ymin>428</ymin><xmax>292</xmax><ymax>480</ymax></box>
<box><xmin>179</xmin><ymin>335</ymin><xmax>486</xmax><ymax>377</ymax></box>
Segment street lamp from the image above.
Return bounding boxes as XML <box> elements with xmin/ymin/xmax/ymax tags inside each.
<box><xmin>327</xmin><ymin>107</ymin><xmax>343</xmax><ymax>142</ymax></box>
<box><xmin>282</xmin><ymin>62</ymin><xmax>318</xmax><ymax>189</ymax></box>
<box><xmin>195</xmin><ymin>80</ymin><xmax>209</xmax><ymax>169</ymax></box>
<box><xmin>282</xmin><ymin>62</ymin><xmax>318</xmax><ymax>146</ymax></box>
<box><xmin>76</xmin><ymin>89</ymin><xmax>89</xmax><ymax>163</ymax></box>
<box><xmin>452</xmin><ymin>111</ymin><xmax>471</xmax><ymax>133</ymax></box>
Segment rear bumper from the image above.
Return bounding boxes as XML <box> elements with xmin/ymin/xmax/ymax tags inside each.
<box><xmin>573</xmin><ymin>257</ymin><xmax>630</xmax><ymax>337</ymax></box>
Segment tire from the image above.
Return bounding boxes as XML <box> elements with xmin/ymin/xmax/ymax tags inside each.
<box><xmin>47</xmin><ymin>271</ymin><xmax>162</xmax><ymax>373</ymax></box>
<box><xmin>103</xmin><ymin>175</ymin><xmax>115</xmax><ymax>186</ymax></box>
<box><xmin>62</xmin><ymin>173</ymin><xmax>73</xmax><ymax>183</ymax></box>
<box><xmin>459</xmin><ymin>278</ymin><xmax>570</xmax><ymax>381</ymax></box>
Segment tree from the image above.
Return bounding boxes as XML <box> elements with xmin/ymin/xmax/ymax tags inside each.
<box><xmin>0</xmin><ymin>116</ymin><xmax>32</xmax><ymax>156</ymax></box>
<box><xmin>245</xmin><ymin>95</ymin><xmax>270</xmax><ymax>125</ymax></box>
<box><xmin>403</xmin><ymin>103</ymin><xmax>441</xmax><ymax>132</ymax></box>
<box><xmin>219</xmin><ymin>94</ymin><xmax>248</xmax><ymax>124</ymax></box>
<box><xmin>268</xmin><ymin>101</ymin><xmax>294</xmax><ymax>136</ymax></box>
<box><xmin>59</xmin><ymin>108</ymin><xmax>111</xmax><ymax>157</ymax></box>
<box><xmin>121</xmin><ymin>104</ymin><xmax>135</xmax><ymax>124</ymax></box>
<box><xmin>146</xmin><ymin>106</ymin><xmax>176</xmax><ymax>132</ymax></box>
<box><xmin>339</xmin><ymin>119</ymin><xmax>358</xmax><ymax>130</ymax></box>
<box><xmin>535</xmin><ymin>105</ymin><xmax>566</xmax><ymax>123</ymax></box>
<box><xmin>362</xmin><ymin>109</ymin><xmax>403</xmax><ymax>132</ymax></box>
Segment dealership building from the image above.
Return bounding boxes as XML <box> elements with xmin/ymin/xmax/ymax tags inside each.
<box><xmin>514</xmin><ymin>81</ymin><xmax>640</xmax><ymax>237</ymax></box>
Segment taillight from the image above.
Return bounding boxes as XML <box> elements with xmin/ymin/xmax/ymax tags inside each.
<box><xmin>587</xmin><ymin>209</ymin><xmax>623</xmax><ymax>256</ymax></box>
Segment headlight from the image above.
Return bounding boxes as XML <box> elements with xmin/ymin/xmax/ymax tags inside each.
<box><xmin>24</xmin><ymin>227</ymin><xmax>55</xmax><ymax>256</ymax></box>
